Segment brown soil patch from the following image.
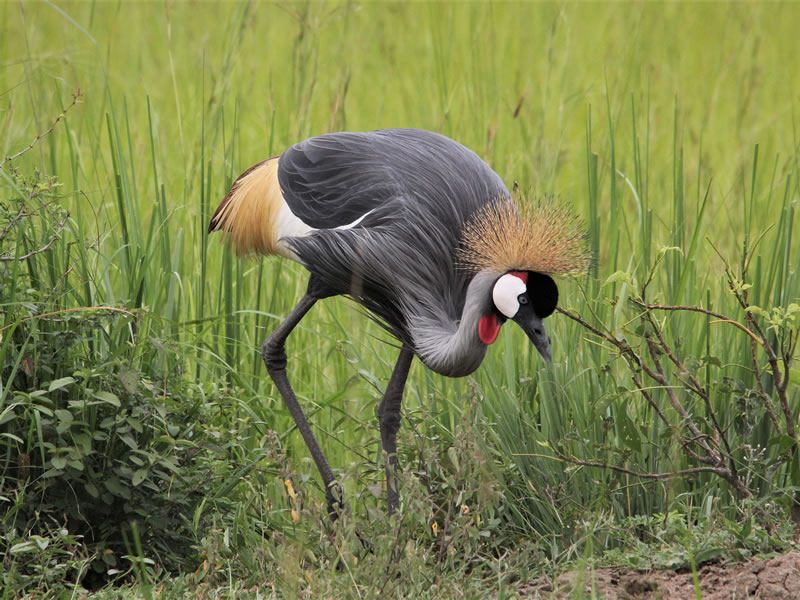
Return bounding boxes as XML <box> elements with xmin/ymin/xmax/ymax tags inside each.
<box><xmin>521</xmin><ymin>551</ymin><xmax>800</xmax><ymax>599</ymax></box>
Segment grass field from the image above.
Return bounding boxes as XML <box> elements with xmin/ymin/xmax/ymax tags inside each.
<box><xmin>1</xmin><ymin>1</ymin><xmax>799</xmax><ymax>597</ymax></box>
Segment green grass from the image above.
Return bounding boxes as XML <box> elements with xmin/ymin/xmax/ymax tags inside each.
<box><xmin>1</xmin><ymin>1</ymin><xmax>799</xmax><ymax>597</ymax></box>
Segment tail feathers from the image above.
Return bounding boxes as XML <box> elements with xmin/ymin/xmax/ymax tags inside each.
<box><xmin>208</xmin><ymin>157</ymin><xmax>282</xmax><ymax>256</ymax></box>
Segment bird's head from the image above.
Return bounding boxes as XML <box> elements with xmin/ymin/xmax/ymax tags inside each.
<box><xmin>459</xmin><ymin>196</ymin><xmax>590</xmax><ymax>363</ymax></box>
<box><xmin>478</xmin><ymin>271</ymin><xmax>558</xmax><ymax>362</ymax></box>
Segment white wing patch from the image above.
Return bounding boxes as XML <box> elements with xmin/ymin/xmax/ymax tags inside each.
<box><xmin>274</xmin><ymin>201</ymin><xmax>375</xmax><ymax>260</ymax></box>
<box><xmin>493</xmin><ymin>273</ymin><xmax>526</xmax><ymax>318</ymax></box>
<box><xmin>335</xmin><ymin>208</ymin><xmax>375</xmax><ymax>230</ymax></box>
<box><xmin>274</xmin><ymin>199</ymin><xmax>315</xmax><ymax>260</ymax></box>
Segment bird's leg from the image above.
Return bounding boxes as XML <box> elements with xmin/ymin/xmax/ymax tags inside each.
<box><xmin>261</xmin><ymin>292</ymin><xmax>344</xmax><ymax>521</ymax></box>
<box><xmin>377</xmin><ymin>345</ymin><xmax>414</xmax><ymax>516</ymax></box>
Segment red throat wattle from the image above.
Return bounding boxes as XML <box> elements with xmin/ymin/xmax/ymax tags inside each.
<box><xmin>478</xmin><ymin>312</ymin><xmax>501</xmax><ymax>345</ymax></box>
<box><xmin>478</xmin><ymin>271</ymin><xmax>527</xmax><ymax>345</ymax></box>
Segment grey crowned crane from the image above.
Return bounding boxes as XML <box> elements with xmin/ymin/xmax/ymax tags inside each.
<box><xmin>209</xmin><ymin>128</ymin><xmax>589</xmax><ymax>519</ymax></box>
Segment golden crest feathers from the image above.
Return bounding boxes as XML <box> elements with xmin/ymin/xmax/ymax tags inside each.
<box><xmin>208</xmin><ymin>158</ymin><xmax>282</xmax><ymax>256</ymax></box>
<box><xmin>457</xmin><ymin>195</ymin><xmax>591</xmax><ymax>276</ymax></box>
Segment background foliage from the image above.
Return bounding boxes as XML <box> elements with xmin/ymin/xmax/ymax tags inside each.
<box><xmin>1</xmin><ymin>1</ymin><xmax>798</xmax><ymax>597</ymax></box>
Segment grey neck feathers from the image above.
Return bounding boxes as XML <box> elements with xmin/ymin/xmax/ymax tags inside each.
<box><xmin>410</xmin><ymin>270</ymin><xmax>497</xmax><ymax>377</ymax></box>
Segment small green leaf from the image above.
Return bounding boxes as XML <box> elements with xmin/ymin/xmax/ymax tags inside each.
<box><xmin>33</xmin><ymin>536</ymin><xmax>50</xmax><ymax>551</ymax></box>
<box><xmin>54</xmin><ymin>409</ymin><xmax>73</xmax><ymax>424</ymax></box>
<box><xmin>48</xmin><ymin>377</ymin><xmax>75</xmax><ymax>392</ymax></box>
<box><xmin>603</xmin><ymin>271</ymin><xmax>632</xmax><ymax>287</ymax></box>
<box><xmin>103</xmin><ymin>477</ymin><xmax>131</xmax><ymax>500</ymax></box>
<box><xmin>74</xmin><ymin>433</ymin><xmax>92</xmax><ymax>454</ymax></box>
<box><xmin>102</xmin><ymin>550</ymin><xmax>118</xmax><ymax>567</ymax></box>
<box><xmin>10</xmin><ymin>541</ymin><xmax>37</xmax><ymax>554</ymax></box>
<box><xmin>0</xmin><ymin>407</ymin><xmax>17</xmax><ymax>425</ymax></box>
<box><xmin>447</xmin><ymin>446</ymin><xmax>460</xmax><ymax>472</ymax></box>
<box><xmin>767</xmin><ymin>434</ymin><xmax>797</xmax><ymax>453</ymax></box>
<box><xmin>740</xmin><ymin>517</ymin><xmax>753</xmax><ymax>540</ymax></box>
<box><xmin>791</xmin><ymin>450</ymin><xmax>800</xmax><ymax>487</ymax></box>
<box><xmin>0</xmin><ymin>432</ymin><xmax>24</xmax><ymax>443</ymax></box>
<box><xmin>657</xmin><ymin>245</ymin><xmax>683</xmax><ymax>258</ymax></box>
<box><xmin>118</xmin><ymin>368</ymin><xmax>139</xmax><ymax>395</ymax></box>
<box><xmin>119</xmin><ymin>434</ymin><xmax>138</xmax><ymax>450</ymax></box>
<box><xmin>51</xmin><ymin>456</ymin><xmax>67</xmax><ymax>470</ymax></box>
<box><xmin>132</xmin><ymin>468</ymin><xmax>148</xmax><ymax>486</ymax></box>
<box><xmin>618</xmin><ymin>409</ymin><xmax>642</xmax><ymax>453</ymax></box>
<box><xmin>94</xmin><ymin>391</ymin><xmax>121</xmax><ymax>407</ymax></box>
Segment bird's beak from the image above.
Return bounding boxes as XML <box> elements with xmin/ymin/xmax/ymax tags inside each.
<box><xmin>515</xmin><ymin>313</ymin><xmax>552</xmax><ymax>363</ymax></box>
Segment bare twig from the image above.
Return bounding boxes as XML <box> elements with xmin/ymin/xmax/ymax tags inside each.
<box><xmin>643</xmin><ymin>334</ymin><xmax>720</xmax><ymax>461</ymax></box>
<box><xmin>0</xmin><ymin>215</ymin><xmax>66</xmax><ymax>261</ymax></box>
<box><xmin>641</xmin><ymin>310</ymin><xmax>737</xmax><ymax>469</ymax></box>
<box><xmin>744</xmin><ymin>309</ymin><xmax>783</xmax><ymax>433</ymax></box>
<box><xmin>632</xmin><ymin>301</ymin><xmax>763</xmax><ymax>344</ymax></box>
<box><xmin>633</xmin><ymin>301</ymin><xmax>731</xmax><ymax>322</ymax></box>
<box><xmin>0</xmin><ymin>90</ymin><xmax>82</xmax><ymax>170</ymax></box>
<box><xmin>629</xmin><ymin>370</ymin><xmax>671</xmax><ymax>428</ymax></box>
<box><xmin>549</xmin><ymin>455</ymin><xmax>731</xmax><ymax>481</ymax></box>
<box><xmin>729</xmin><ymin>280</ymin><xmax>794</xmax><ymax>440</ymax></box>
<box><xmin>0</xmin><ymin>306</ymin><xmax>136</xmax><ymax>333</ymax></box>
<box><xmin>436</xmin><ymin>496</ymin><xmax>453</xmax><ymax>564</ymax></box>
<box><xmin>0</xmin><ymin>205</ymin><xmax>32</xmax><ymax>242</ymax></box>
<box><xmin>644</xmin><ymin>310</ymin><xmax>707</xmax><ymax>398</ymax></box>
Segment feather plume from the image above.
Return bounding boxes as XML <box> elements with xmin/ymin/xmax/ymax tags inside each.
<box><xmin>457</xmin><ymin>196</ymin><xmax>591</xmax><ymax>275</ymax></box>
<box><xmin>208</xmin><ymin>157</ymin><xmax>282</xmax><ymax>256</ymax></box>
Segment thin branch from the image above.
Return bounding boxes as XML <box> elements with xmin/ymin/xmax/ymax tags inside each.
<box><xmin>731</xmin><ymin>288</ymin><xmax>782</xmax><ymax>373</ymax></box>
<box><xmin>0</xmin><ymin>90</ymin><xmax>82</xmax><ymax>170</ymax></box>
<box><xmin>643</xmin><ymin>311</ymin><xmax>738</xmax><ymax>466</ymax></box>
<box><xmin>643</xmin><ymin>334</ymin><xmax>720</xmax><ymax>461</ymax></box>
<box><xmin>633</xmin><ymin>301</ymin><xmax>763</xmax><ymax>344</ymax></box>
<box><xmin>631</xmin><ymin>301</ymin><xmax>730</xmax><ymax>321</ymax></box>
<box><xmin>782</xmin><ymin>331</ymin><xmax>795</xmax><ymax>397</ymax></box>
<box><xmin>517</xmin><ymin>452</ymin><xmax>729</xmax><ymax>481</ymax></box>
<box><xmin>730</xmin><ymin>285</ymin><xmax>793</xmax><ymax>440</ymax></box>
<box><xmin>630</xmin><ymin>370</ymin><xmax>671</xmax><ymax>428</ymax></box>
<box><xmin>0</xmin><ymin>221</ymin><xmax>63</xmax><ymax>261</ymax></box>
<box><xmin>0</xmin><ymin>306</ymin><xmax>136</xmax><ymax>333</ymax></box>
<box><xmin>644</xmin><ymin>311</ymin><xmax>707</xmax><ymax>399</ymax></box>
<box><xmin>744</xmin><ymin>310</ymin><xmax>783</xmax><ymax>433</ymax></box>
<box><xmin>0</xmin><ymin>205</ymin><xmax>32</xmax><ymax>242</ymax></box>
<box><xmin>708</xmin><ymin>319</ymin><xmax>764</xmax><ymax>346</ymax></box>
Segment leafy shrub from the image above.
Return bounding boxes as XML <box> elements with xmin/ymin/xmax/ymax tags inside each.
<box><xmin>0</xmin><ymin>155</ymin><xmax>231</xmax><ymax>593</ymax></box>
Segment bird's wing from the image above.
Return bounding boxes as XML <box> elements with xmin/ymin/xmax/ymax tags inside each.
<box><xmin>278</xmin><ymin>129</ymin><xmax>508</xmax><ymax>231</ymax></box>
<box><xmin>278</xmin><ymin>131</ymin><xmax>405</xmax><ymax>229</ymax></box>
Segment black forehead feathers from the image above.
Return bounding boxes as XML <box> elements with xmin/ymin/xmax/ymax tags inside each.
<box><xmin>527</xmin><ymin>272</ymin><xmax>558</xmax><ymax>318</ymax></box>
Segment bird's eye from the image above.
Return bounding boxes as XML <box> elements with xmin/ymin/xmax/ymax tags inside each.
<box><xmin>518</xmin><ymin>294</ymin><xmax>528</xmax><ymax>305</ymax></box>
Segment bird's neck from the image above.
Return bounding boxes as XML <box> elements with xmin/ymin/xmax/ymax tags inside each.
<box><xmin>411</xmin><ymin>270</ymin><xmax>497</xmax><ymax>377</ymax></box>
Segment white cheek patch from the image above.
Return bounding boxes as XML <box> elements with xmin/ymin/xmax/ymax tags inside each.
<box><xmin>493</xmin><ymin>274</ymin><xmax>527</xmax><ymax>318</ymax></box>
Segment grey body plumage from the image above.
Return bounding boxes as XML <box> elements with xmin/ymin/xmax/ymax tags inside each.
<box><xmin>210</xmin><ymin>128</ymin><xmax>584</xmax><ymax>519</ymax></box>
<box><xmin>280</xmin><ymin>129</ymin><xmax>509</xmax><ymax>375</ymax></box>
